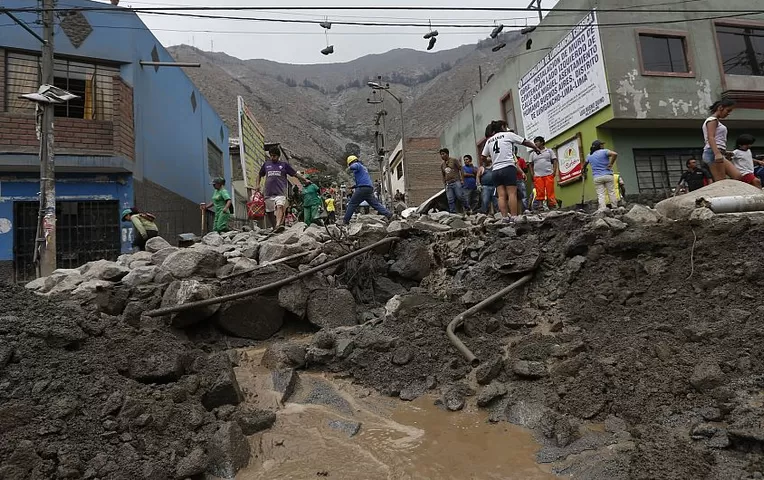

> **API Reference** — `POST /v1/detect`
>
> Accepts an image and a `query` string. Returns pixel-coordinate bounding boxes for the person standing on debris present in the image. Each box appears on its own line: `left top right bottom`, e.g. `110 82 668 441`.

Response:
256 146 309 233
201 177 233 233
702 99 742 182
675 158 712 195
529 136 559 210
585 140 620 212
477 157 499 214
515 154 530 213
462 155 480 211
122 208 159 251
343 155 393 224
324 194 336 224
480 120 540 222
732 134 761 188
440 148 471 214
301 176 322 226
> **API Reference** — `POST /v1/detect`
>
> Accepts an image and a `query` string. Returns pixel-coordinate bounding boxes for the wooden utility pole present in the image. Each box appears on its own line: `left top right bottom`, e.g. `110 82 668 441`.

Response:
39 0 57 276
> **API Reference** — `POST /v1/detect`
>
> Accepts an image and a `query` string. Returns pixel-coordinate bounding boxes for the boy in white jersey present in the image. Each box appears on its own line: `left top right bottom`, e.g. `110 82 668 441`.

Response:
732 134 761 188
480 120 540 221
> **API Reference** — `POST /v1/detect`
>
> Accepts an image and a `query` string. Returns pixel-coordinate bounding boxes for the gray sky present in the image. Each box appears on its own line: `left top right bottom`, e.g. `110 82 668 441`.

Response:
98 0 557 64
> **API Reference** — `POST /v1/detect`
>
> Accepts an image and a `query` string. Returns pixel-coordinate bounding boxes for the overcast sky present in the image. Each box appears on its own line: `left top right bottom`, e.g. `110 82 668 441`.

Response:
98 0 557 64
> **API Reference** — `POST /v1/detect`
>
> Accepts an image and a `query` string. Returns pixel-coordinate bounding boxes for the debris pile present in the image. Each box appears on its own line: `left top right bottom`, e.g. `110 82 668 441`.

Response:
6 196 764 479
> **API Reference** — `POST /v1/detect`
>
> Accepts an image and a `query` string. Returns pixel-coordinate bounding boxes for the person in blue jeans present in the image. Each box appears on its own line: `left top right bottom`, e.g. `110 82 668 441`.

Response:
477 158 499 214
343 155 393 224
440 148 471 214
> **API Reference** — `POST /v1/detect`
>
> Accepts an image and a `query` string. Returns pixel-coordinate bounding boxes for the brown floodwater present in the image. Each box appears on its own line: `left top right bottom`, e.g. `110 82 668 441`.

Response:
234 347 556 480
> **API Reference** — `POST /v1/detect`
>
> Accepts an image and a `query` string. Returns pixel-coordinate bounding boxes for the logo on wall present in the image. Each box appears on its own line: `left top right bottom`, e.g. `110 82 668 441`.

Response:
555 134 584 185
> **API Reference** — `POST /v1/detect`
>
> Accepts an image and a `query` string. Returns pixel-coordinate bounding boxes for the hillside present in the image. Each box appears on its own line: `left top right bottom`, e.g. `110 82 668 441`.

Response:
168 32 521 176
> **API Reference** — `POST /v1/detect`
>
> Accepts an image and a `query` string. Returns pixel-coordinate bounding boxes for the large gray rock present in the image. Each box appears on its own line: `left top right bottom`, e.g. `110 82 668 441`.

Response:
46 272 86 295
162 247 225 278
128 353 184 384
121 266 158 288
217 297 284 340
80 260 130 281
145 236 172 253
278 282 308 318
690 360 724 392
307 289 357 329
655 179 761 220
261 342 307 370
161 280 220 328
347 222 387 244
413 218 452 233
176 448 208 479
622 205 662 225
390 241 431 281
71 279 113 299
151 247 178 267
207 422 250 478
232 407 276 435
202 232 225 247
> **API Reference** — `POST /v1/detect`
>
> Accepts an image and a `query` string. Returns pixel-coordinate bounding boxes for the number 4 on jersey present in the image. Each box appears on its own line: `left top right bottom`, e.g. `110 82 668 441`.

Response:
492 140 500 155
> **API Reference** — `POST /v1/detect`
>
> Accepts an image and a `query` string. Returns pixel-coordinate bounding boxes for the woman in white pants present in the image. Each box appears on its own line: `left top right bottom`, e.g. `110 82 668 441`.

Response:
586 140 619 212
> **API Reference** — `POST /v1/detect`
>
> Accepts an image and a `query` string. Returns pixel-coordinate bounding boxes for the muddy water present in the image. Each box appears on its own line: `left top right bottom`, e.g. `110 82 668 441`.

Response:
235 348 555 480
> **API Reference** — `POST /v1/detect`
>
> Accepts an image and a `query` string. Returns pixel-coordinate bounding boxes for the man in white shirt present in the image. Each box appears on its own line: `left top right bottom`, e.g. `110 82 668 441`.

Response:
529 136 559 210
480 120 540 222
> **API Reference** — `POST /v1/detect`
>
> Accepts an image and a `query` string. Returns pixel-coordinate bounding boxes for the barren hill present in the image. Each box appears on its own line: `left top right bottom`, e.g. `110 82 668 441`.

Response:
168 33 521 175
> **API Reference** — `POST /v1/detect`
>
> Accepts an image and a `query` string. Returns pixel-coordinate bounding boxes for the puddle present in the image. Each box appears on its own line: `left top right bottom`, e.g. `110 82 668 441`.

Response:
234 347 556 480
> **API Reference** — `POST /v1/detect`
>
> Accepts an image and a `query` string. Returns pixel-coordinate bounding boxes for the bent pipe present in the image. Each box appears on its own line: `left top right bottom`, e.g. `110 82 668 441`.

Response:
146 236 398 317
446 273 534 367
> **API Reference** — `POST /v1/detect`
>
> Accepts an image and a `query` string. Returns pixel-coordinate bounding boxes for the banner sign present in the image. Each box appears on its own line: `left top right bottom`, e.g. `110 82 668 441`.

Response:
237 96 266 189
555 134 584 185
518 10 610 141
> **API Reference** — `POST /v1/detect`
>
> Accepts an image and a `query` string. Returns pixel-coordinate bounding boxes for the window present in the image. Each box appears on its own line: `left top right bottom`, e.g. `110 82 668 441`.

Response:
395 162 403 180
633 148 700 194
500 92 516 132
3 51 118 119
638 33 691 75
207 140 224 179
716 24 764 76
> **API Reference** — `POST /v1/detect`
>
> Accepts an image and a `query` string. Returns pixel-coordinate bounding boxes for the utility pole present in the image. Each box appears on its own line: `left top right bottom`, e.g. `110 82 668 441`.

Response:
39 0 57 276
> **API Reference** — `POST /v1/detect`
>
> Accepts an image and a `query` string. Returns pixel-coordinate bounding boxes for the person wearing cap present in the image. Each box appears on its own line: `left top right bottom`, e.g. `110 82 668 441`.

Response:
585 140 620 212
343 155 393 224
121 207 159 251
201 177 233 233
256 146 308 232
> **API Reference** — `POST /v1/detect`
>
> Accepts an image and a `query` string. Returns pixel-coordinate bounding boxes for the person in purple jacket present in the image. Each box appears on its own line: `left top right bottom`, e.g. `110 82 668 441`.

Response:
255 146 309 232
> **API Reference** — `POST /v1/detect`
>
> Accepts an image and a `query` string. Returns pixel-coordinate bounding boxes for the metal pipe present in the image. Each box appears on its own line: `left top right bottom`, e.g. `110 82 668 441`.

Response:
146 236 398 317
696 195 764 214
446 273 534 367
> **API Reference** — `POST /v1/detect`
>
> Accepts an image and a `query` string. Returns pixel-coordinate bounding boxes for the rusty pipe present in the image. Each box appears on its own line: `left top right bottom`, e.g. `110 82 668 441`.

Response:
146 236 398 317
446 273 534 367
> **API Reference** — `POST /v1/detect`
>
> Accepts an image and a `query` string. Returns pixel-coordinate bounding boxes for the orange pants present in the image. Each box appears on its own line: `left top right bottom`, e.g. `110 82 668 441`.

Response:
533 175 557 206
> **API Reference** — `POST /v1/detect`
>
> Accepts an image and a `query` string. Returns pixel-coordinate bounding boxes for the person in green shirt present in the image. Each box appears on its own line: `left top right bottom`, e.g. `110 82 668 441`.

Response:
301 177 322 227
201 177 233 233
121 207 159 251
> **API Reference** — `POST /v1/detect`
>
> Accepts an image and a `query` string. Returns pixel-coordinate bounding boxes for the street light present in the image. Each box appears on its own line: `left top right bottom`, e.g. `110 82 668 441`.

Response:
367 81 408 203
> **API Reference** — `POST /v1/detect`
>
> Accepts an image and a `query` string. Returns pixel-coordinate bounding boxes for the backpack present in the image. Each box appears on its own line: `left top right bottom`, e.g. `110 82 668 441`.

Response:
247 191 265 220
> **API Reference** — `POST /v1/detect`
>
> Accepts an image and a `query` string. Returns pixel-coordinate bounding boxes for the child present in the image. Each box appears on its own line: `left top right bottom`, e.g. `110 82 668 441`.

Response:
732 134 761 188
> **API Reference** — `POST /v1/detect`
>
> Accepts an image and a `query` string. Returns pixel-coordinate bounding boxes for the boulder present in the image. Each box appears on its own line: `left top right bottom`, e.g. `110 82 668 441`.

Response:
655 179 761 220
387 220 412 235
278 282 308 318
261 342 307 370
412 218 452 233
94 287 130 316
151 247 178 267
80 260 129 281
348 222 387 244
259 236 317 264
475 356 503 385
232 407 276 435
145 236 172 253
121 266 158 288
176 448 208 479
217 297 284 340
390 241 431 281
162 247 225 278
690 360 724 392
71 279 112 299
127 251 153 265
307 289 357 329
442 383 469 411
202 232 225 247
512 360 548 379
622 204 662 225
202 363 244 410
46 272 86 295
477 382 508 407
373 277 406 303
271 368 298 403
161 280 220 328
206 422 251 478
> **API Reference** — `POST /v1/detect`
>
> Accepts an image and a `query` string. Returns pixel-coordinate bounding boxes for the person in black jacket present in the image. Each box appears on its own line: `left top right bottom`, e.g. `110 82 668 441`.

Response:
675 158 712 195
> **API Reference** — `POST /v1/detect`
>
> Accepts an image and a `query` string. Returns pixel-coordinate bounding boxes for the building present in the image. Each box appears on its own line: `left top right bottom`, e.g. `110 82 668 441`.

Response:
441 0 764 207
0 0 230 282
384 137 443 205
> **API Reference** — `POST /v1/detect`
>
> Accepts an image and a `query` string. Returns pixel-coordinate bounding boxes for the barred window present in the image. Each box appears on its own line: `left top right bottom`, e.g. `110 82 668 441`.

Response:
4 50 119 120
633 149 700 194
207 140 224 180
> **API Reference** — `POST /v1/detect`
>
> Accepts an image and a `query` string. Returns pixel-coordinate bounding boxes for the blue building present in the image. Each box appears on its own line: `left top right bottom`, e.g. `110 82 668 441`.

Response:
0 0 230 282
